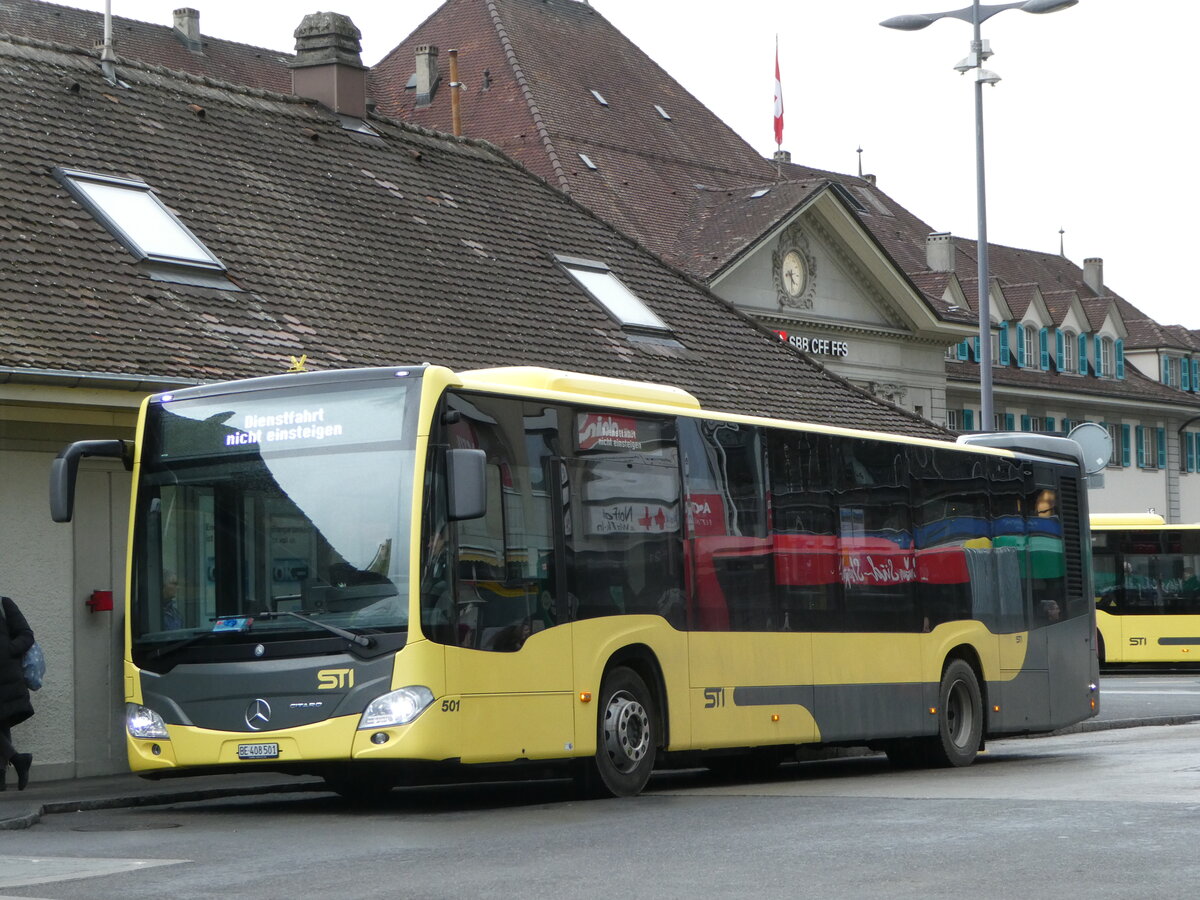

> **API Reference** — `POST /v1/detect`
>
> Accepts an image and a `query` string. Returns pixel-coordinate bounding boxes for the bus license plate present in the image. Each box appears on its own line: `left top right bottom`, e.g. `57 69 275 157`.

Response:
237 742 279 760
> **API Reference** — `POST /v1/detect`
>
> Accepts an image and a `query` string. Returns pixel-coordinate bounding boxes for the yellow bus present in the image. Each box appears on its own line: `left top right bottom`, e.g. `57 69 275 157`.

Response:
1091 513 1200 665
50 365 1099 797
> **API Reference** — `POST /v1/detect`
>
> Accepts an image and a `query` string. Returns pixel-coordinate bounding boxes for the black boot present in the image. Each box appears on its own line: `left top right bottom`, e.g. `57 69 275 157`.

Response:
12 754 31 791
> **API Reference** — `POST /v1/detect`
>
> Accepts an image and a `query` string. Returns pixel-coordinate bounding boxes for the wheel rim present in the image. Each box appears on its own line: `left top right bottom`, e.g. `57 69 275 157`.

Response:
945 678 975 749
602 689 651 773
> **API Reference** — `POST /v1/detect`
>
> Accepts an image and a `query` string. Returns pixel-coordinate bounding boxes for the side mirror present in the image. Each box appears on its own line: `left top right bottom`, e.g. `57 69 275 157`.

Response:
50 440 132 522
447 448 487 521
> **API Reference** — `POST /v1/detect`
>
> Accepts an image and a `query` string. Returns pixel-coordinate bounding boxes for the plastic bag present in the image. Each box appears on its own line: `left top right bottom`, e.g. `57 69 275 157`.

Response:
22 641 45 691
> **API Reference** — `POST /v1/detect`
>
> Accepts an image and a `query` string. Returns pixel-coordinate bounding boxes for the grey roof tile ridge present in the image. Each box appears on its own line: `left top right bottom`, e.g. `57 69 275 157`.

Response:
0 32 293 103
485 0 569 193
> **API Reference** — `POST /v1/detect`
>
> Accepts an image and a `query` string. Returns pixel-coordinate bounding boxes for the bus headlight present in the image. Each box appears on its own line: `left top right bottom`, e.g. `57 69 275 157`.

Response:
359 686 434 729
126 703 170 740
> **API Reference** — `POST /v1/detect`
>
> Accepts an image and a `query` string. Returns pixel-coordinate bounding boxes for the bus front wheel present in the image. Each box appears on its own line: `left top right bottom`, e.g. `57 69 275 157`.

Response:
929 659 983 767
583 666 657 798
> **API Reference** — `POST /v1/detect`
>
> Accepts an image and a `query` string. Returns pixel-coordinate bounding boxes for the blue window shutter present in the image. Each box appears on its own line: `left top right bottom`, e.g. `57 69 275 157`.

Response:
1017 328 1026 368
1045 417 1055 432
1158 427 1167 469
957 340 968 360
1039 327 1049 370
999 325 1010 365
1060 418 1070 433
1004 413 1015 431
1095 336 1103 375
1188 433 1196 473
973 336 980 363
1116 339 1125 380
1185 358 1192 391
962 409 974 431
1078 333 1088 374
1192 358 1198 392
1055 329 1065 369
1122 424 1131 467
1020 414 1031 430
1136 426 1146 467
1162 355 1171 385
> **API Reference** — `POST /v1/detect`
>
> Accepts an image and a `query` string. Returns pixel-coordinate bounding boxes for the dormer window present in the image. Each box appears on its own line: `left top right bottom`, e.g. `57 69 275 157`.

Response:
558 256 671 333
54 168 230 288
1061 330 1077 373
1022 325 1036 369
1100 338 1115 377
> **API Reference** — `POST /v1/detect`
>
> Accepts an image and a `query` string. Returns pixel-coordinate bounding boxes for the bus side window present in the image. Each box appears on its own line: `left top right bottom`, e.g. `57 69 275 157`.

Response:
768 430 840 632
424 392 561 651
681 418 770 631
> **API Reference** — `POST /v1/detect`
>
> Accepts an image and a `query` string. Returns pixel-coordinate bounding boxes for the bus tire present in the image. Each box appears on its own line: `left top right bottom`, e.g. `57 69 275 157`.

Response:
584 666 657 798
929 658 983 768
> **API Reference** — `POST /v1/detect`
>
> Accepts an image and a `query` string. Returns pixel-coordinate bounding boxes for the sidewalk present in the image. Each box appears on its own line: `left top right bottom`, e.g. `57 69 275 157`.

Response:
0 769 326 831
5 714 1199 830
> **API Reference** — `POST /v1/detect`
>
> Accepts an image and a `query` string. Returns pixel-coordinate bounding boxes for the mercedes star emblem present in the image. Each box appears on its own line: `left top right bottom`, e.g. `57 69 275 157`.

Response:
245 698 272 731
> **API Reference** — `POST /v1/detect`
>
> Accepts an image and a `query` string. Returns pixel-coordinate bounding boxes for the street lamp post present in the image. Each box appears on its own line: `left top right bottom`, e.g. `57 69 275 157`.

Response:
882 0 1077 432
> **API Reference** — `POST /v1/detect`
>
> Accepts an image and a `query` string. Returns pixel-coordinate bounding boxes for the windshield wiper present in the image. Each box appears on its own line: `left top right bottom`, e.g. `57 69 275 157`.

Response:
255 610 375 647
145 629 225 661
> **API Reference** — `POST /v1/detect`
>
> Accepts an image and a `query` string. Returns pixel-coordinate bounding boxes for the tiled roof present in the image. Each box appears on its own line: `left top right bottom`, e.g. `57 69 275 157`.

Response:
0 34 945 439
0 0 293 91
947 359 1197 407
370 0 778 270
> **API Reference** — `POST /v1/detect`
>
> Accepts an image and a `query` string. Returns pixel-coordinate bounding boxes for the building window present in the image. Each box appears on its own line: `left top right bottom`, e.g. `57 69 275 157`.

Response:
1106 424 1122 468
1100 338 1115 377
1028 417 1043 433
558 256 671 332
53 168 225 273
946 344 959 361
946 409 959 431
1022 325 1036 369
1062 330 1077 373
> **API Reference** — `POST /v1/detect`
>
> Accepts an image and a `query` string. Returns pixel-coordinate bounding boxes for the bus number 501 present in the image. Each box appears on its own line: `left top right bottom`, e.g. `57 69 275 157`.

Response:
703 687 726 709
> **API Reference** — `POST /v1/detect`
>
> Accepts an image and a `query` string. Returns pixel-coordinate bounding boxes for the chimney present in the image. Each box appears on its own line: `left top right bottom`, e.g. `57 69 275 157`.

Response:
1083 257 1104 294
173 8 201 52
415 45 440 107
926 232 955 273
290 12 367 119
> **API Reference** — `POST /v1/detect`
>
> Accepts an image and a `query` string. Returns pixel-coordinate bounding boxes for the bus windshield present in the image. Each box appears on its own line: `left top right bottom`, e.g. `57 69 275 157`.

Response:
130 376 418 668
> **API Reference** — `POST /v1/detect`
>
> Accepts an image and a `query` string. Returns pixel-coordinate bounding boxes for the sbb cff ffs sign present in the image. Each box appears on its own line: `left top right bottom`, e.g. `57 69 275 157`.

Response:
775 330 849 358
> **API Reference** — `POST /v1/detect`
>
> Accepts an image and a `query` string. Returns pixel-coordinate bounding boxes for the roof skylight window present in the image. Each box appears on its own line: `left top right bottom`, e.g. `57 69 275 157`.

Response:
54 168 226 277
750 188 770 199
655 104 672 120
830 182 869 213
558 256 670 332
578 153 598 170
590 89 608 106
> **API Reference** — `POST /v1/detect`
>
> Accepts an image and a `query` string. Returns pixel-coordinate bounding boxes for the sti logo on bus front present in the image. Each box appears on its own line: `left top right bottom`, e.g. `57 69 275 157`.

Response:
317 668 354 689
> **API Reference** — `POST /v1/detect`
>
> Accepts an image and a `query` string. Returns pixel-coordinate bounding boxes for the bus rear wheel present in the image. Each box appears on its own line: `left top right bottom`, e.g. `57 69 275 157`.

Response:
582 666 657 798
928 659 983 768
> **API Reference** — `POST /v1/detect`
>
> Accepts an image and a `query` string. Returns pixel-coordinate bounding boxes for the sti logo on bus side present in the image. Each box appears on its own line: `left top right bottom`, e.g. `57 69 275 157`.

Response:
317 668 354 689
1129 637 1147 646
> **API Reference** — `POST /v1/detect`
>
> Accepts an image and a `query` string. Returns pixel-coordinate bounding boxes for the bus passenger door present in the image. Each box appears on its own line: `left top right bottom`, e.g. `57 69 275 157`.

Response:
433 394 576 764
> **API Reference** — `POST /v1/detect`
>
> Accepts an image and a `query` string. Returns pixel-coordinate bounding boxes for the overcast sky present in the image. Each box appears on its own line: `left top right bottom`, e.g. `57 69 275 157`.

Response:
72 0 1198 328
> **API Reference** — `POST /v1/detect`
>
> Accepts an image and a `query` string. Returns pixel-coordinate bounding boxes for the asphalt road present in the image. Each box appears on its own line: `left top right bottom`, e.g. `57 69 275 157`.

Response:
3 720 1200 900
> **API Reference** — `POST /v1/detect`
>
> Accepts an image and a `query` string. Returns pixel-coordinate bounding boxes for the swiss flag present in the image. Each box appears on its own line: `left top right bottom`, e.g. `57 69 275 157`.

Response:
773 42 784 147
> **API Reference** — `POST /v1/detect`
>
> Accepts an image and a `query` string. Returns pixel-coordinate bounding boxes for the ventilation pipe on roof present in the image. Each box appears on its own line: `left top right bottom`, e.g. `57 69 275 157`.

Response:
290 12 367 118
415 45 440 107
448 49 463 136
99 0 117 83
1083 257 1104 295
927 232 956 273
173 8 202 52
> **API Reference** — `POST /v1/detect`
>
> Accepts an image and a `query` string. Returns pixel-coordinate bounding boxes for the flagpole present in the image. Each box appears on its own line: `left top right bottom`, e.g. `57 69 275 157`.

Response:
773 34 783 180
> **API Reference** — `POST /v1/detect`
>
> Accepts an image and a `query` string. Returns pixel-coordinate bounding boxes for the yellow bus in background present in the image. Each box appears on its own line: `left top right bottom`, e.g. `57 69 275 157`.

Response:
1092 513 1200 665
51 365 1099 798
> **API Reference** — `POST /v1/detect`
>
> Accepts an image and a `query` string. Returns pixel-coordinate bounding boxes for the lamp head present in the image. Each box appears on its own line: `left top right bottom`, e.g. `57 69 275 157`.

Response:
1020 0 1078 13
879 13 935 30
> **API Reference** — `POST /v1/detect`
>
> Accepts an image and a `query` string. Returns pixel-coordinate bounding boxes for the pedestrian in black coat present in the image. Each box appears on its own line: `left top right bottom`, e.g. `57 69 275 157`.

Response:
0 595 35 791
